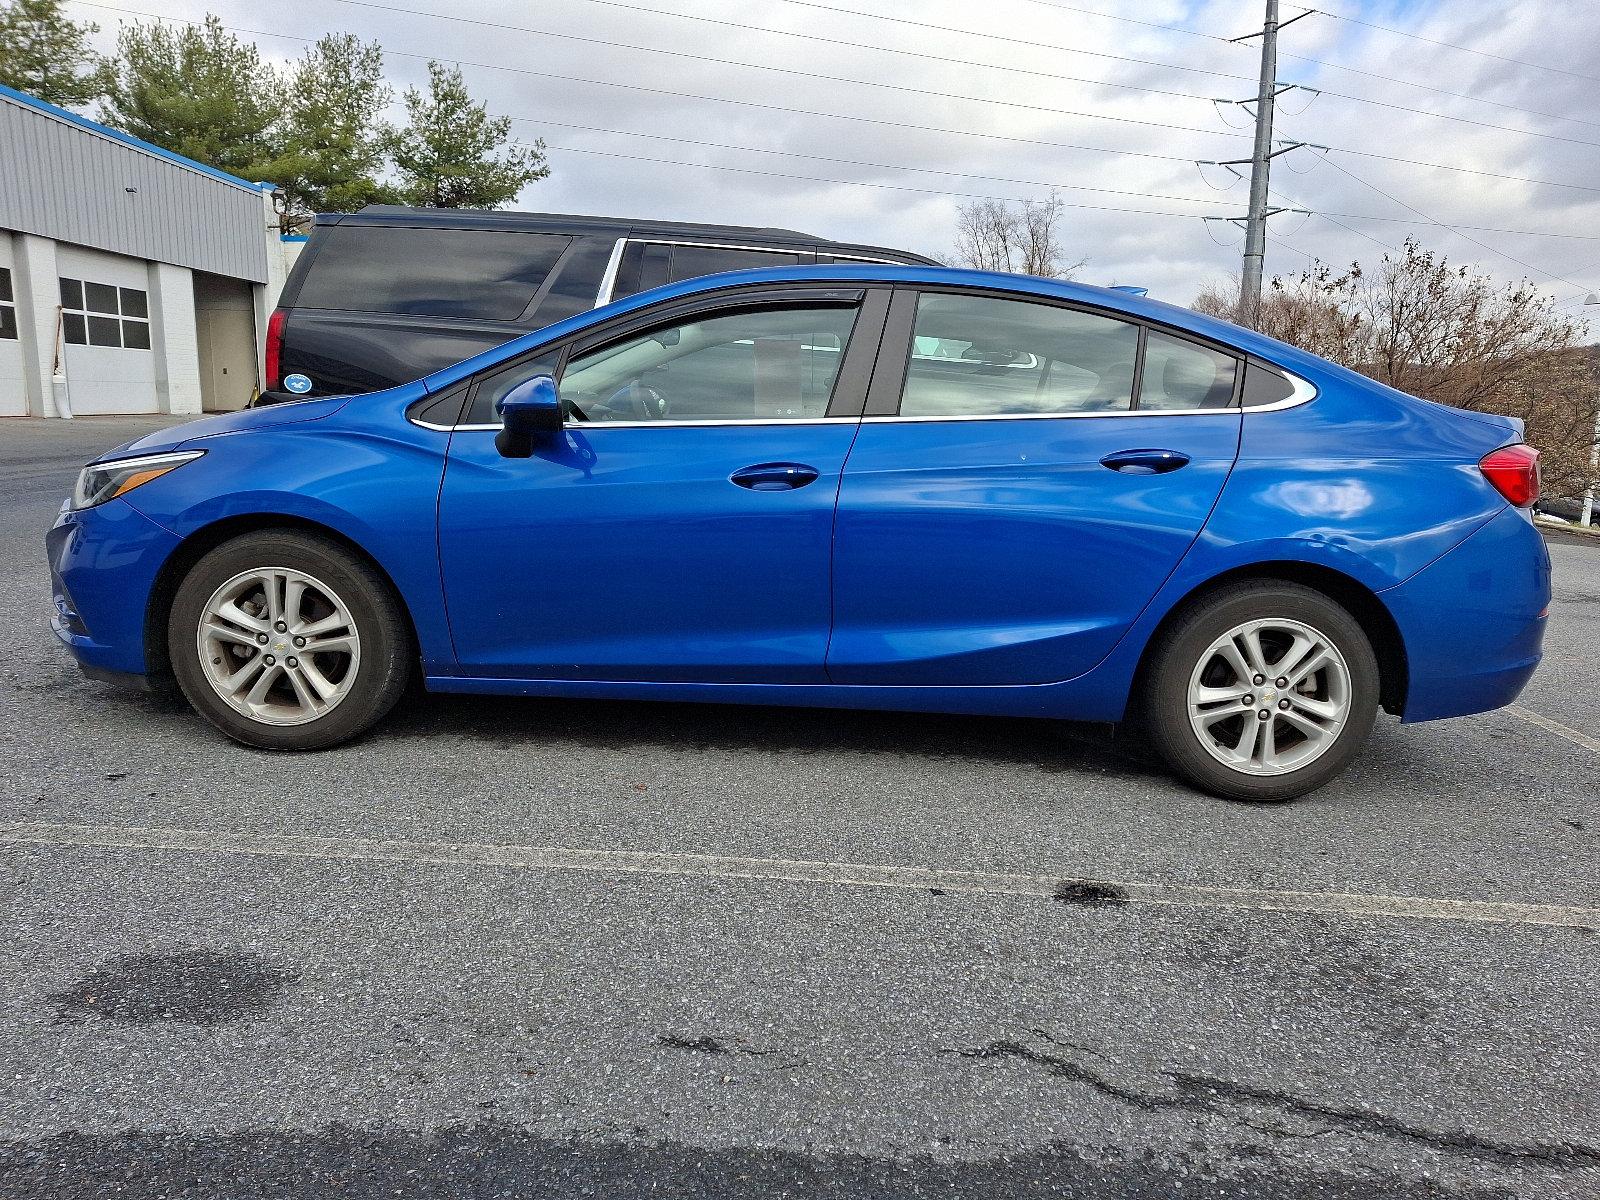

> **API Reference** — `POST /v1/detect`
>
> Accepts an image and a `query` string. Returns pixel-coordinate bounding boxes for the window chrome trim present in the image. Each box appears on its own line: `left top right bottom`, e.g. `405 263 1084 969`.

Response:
592 237 628 308
1242 369 1318 412
421 416 860 433
865 367 1317 423
415 372 1317 432
820 251 906 265
861 409 1239 424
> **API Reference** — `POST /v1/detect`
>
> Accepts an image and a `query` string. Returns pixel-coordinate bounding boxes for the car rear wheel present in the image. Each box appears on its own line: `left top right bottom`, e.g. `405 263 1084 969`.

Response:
168 531 411 750
1143 581 1379 802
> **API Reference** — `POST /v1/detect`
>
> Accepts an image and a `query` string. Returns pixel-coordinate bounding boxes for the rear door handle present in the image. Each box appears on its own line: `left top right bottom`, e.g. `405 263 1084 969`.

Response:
730 462 820 491
1100 448 1191 475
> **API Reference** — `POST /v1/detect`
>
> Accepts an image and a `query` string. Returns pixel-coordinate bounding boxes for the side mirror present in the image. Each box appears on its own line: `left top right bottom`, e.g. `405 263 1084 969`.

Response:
495 374 562 458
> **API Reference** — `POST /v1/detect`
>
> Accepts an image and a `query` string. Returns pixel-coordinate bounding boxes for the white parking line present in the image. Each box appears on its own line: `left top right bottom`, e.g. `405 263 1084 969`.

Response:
1507 704 1600 756
1 821 1594 930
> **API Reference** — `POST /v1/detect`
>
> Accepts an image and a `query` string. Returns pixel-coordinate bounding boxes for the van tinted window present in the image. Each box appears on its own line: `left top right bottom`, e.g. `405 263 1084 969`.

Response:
296 226 571 320
667 244 806 283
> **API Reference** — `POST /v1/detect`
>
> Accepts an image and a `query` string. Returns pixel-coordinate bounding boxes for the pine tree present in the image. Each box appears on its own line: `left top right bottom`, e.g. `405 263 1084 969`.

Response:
100 14 281 182
265 33 397 226
0 0 107 108
386 62 548 209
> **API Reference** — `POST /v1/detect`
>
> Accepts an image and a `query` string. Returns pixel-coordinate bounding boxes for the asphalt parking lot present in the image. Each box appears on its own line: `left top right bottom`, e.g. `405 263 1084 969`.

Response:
1 415 1596 1199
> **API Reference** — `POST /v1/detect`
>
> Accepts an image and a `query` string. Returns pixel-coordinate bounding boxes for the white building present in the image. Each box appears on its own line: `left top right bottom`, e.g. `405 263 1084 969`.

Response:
0 83 301 418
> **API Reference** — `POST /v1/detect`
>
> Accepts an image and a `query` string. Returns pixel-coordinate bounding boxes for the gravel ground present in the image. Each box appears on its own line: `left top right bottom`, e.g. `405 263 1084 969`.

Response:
1 415 1595 1199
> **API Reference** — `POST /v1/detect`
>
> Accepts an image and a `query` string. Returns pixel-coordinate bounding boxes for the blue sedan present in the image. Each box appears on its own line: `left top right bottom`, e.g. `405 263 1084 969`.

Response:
47 266 1549 801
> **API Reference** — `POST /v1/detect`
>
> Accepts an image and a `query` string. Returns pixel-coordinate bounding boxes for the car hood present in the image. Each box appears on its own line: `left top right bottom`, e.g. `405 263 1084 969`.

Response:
93 395 353 462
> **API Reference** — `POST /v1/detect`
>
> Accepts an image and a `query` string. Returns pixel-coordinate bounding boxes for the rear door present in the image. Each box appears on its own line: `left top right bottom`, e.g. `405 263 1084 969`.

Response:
828 289 1242 686
437 286 889 683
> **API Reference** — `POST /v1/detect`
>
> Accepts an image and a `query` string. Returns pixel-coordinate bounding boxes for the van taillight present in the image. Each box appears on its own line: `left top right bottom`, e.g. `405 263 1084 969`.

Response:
264 308 286 391
1479 443 1540 507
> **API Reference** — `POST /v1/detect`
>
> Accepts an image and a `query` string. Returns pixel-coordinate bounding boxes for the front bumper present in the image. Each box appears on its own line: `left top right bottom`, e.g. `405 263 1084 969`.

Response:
47 499 183 679
1384 506 1551 723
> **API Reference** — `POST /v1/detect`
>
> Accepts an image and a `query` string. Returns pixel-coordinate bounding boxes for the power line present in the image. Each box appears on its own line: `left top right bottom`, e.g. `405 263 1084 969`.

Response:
1317 154 1597 294
1015 0 1235 45
69 0 1600 198
534 120 1229 209
81 0 1260 147
535 142 1232 222
329 0 1224 110
1018 0 1600 133
535 117 1600 242
562 0 1600 145
1309 5 1600 85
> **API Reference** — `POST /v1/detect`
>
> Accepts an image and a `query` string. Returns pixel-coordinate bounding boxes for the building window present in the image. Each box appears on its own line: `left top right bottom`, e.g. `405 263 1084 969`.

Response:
60 277 150 350
0 268 17 341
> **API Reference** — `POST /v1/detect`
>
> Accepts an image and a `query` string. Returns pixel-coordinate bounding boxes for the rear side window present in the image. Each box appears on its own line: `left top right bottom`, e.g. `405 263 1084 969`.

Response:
295 226 571 320
1240 361 1297 408
610 241 672 300
899 293 1140 417
609 242 810 301
1138 330 1238 411
667 244 807 283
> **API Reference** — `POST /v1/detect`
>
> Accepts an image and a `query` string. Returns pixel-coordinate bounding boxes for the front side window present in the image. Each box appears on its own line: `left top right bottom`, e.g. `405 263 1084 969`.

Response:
59 277 149 350
557 304 857 423
899 293 1140 417
0 268 16 340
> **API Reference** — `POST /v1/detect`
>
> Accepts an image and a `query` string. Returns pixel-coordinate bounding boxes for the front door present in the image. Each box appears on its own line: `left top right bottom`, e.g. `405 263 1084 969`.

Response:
829 289 1243 686
438 290 885 682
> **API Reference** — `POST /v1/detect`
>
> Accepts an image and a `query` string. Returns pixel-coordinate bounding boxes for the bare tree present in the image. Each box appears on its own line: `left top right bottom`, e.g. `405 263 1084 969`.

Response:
1192 240 1596 501
952 193 1083 279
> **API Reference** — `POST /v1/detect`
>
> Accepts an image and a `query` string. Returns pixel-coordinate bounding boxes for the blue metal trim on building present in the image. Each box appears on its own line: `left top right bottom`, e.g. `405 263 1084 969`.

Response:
0 82 271 195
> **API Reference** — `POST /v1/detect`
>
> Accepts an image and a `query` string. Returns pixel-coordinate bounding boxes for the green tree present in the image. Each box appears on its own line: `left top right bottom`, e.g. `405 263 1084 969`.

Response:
265 33 397 227
100 14 281 182
386 61 548 208
0 0 107 108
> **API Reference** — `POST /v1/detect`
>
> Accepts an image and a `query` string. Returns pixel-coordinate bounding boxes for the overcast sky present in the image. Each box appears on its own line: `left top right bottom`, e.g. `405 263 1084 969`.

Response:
72 0 1600 322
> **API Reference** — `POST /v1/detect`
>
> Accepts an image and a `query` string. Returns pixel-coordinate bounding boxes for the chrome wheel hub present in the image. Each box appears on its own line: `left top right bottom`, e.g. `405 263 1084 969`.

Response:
196 567 361 726
1186 617 1352 777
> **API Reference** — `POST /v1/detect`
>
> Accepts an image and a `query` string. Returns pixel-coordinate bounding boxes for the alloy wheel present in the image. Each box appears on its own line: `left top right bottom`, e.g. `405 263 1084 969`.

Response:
195 567 361 727
1185 617 1352 777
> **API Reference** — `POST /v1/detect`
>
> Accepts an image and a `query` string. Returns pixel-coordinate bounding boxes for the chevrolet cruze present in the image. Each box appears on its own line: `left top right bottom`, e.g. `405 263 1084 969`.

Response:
47 266 1550 801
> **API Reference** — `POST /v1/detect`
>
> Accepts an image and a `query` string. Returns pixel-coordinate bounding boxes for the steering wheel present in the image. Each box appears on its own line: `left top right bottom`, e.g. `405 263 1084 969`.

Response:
593 381 670 421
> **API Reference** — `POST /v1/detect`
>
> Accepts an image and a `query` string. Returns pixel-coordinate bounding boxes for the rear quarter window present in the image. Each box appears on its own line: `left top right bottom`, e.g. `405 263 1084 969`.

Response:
295 226 572 320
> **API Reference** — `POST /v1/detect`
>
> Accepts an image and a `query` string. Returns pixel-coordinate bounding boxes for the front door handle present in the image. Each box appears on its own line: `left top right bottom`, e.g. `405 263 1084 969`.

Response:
730 462 820 491
1100 448 1191 475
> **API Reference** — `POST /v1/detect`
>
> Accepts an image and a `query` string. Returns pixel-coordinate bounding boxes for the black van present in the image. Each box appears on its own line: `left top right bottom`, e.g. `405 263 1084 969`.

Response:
263 206 937 402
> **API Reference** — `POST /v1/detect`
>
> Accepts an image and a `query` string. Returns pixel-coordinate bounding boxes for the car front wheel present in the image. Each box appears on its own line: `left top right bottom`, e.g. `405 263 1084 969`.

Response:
1143 581 1380 802
168 530 411 750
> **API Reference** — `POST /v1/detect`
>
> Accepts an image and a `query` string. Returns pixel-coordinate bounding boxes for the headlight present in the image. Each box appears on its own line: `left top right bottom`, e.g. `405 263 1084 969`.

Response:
70 450 204 510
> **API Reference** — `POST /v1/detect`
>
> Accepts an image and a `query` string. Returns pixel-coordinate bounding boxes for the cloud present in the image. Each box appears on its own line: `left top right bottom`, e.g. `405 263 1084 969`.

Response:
88 0 1600 316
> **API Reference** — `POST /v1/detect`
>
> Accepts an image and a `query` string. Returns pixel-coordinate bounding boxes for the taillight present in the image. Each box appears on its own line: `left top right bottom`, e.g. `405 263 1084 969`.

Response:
264 308 287 391
1479 443 1540 507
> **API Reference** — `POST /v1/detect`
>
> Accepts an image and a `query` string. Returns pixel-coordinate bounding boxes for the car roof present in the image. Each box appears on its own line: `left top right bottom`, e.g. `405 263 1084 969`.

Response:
323 205 936 264
421 263 1334 393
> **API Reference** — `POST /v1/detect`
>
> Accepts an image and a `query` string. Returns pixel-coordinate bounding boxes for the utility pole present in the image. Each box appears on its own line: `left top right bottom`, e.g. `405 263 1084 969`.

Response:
1239 0 1282 330
1199 4 1318 329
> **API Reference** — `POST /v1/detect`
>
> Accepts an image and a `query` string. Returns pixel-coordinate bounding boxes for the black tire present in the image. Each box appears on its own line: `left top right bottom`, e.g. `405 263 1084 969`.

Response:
1141 581 1380 802
167 530 412 750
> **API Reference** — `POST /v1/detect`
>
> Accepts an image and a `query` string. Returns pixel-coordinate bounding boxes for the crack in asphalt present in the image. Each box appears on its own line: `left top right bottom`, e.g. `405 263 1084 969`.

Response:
943 1038 1600 1169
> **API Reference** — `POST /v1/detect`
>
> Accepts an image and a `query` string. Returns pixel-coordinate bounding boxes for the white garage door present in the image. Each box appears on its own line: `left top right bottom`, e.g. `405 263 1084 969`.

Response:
0 263 26 417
